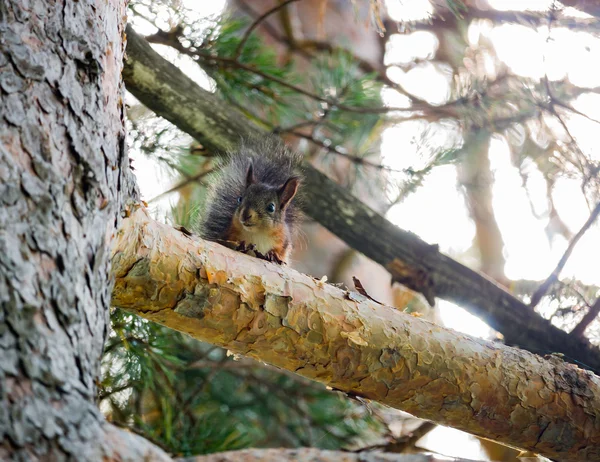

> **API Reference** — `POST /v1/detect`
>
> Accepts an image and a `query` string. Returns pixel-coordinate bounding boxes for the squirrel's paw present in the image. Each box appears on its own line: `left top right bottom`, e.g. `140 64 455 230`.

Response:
235 241 257 254
236 242 285 265
265 250 285 265
253 249 284 265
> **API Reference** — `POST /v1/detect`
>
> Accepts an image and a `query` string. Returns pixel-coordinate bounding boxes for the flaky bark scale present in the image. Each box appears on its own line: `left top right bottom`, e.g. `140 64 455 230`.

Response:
0 0 168 460
112 208 600 461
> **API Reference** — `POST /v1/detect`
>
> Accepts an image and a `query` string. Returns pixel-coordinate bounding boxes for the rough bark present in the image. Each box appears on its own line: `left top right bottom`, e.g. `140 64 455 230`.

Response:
122 26 600 372
0 0 169 460
180 448 478 462
111 207 600 462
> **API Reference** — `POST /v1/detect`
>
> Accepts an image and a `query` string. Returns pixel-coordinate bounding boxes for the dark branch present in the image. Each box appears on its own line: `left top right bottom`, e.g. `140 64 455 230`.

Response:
234 0 418 99
559 0 600 19
572 298 600 338
234 0 301 59
285 130 400 172
530 201 600 308
144 19 439 113
403 5 600 32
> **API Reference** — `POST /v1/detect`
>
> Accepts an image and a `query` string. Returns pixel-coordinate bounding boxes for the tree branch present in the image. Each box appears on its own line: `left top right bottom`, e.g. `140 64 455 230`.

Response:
179 448 478 462
233 0 425 104
148 168 213 204
559 0 600 19
102 423 172 461
111 206 600 462
142 25 451 117
234 0 301 60
572 298 600 338
122 25 600 372
404 4 600 32
530 201 600 308
284 130 401 172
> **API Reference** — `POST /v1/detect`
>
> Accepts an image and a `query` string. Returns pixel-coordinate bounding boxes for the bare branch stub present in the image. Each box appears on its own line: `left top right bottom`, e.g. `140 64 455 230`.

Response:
387 258 436 306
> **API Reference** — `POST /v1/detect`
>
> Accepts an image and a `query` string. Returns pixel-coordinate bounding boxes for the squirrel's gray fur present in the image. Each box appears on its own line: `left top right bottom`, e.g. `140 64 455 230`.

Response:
200 137 303 243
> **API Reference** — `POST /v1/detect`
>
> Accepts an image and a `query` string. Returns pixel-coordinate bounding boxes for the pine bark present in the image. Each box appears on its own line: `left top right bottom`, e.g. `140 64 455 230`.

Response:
0 0 168 460
122 26 600 373
112 207 600 462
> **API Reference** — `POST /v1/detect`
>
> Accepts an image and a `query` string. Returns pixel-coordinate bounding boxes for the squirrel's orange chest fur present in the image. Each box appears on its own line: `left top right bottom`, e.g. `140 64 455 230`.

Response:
227 218 290 262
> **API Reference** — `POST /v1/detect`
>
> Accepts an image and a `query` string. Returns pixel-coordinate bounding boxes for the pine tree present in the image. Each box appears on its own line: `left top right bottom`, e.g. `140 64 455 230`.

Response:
3 0 600 460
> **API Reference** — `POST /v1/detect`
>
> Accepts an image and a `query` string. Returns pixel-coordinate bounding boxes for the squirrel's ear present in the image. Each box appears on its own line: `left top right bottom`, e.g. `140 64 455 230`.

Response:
278 176 300 209
245 162 256 188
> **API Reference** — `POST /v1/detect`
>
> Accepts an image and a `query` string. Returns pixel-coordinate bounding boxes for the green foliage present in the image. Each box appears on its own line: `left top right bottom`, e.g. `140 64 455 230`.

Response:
203 16 304 122
100 310 384 456
192 13 384 155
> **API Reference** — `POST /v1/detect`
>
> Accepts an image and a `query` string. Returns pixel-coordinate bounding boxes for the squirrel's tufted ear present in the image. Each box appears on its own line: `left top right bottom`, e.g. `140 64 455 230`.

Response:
245 161 256 188
278 176 300 209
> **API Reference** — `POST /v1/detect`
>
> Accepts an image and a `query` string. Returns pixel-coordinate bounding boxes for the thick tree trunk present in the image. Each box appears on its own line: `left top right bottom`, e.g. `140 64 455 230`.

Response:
0 1 168 460
112 207 600 462
122 26 600 373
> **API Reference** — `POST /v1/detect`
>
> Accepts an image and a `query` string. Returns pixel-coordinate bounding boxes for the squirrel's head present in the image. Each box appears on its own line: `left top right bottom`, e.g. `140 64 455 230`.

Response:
234 162 300 231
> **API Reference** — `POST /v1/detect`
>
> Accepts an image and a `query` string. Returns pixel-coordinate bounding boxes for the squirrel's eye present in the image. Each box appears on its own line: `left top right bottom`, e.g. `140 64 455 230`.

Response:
237 196 242 204
266 203 275 213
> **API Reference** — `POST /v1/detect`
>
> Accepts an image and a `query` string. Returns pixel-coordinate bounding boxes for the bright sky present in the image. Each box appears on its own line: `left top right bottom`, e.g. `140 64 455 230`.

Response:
383 0 600 343
129 1 599 459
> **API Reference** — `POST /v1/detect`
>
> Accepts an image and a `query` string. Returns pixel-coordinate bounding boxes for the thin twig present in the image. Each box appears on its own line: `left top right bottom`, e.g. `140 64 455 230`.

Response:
234 0 428 104
98 383 133 401
354 421 436 453
273 120 328 133
234 0 301 59
286 130 401 172
145 29 434 116
194 51 413 114
542 76 589 165
552 98 600 126
148 169 213 204
571 298 600 338
530 201 600 308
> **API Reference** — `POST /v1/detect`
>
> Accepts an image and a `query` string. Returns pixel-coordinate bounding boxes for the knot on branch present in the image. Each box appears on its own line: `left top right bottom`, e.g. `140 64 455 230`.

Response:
387 259 436 306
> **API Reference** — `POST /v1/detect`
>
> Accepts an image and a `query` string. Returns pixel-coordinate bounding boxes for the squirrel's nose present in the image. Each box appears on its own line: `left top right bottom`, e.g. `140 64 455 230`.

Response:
241 209 255 223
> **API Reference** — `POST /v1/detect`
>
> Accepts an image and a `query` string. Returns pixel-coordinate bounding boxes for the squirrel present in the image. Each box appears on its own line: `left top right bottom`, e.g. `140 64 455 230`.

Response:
200 138 303 264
